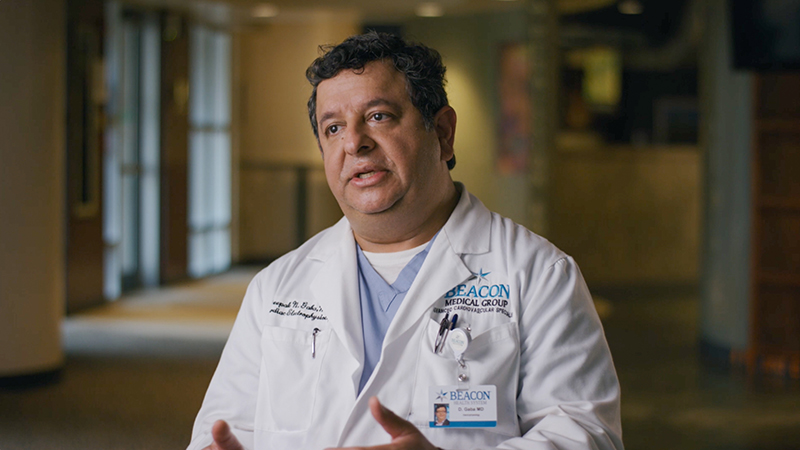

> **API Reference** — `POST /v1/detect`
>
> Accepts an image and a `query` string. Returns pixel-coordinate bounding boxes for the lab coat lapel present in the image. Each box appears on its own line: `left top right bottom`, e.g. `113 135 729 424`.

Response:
382 185 492 348
309 219 364 377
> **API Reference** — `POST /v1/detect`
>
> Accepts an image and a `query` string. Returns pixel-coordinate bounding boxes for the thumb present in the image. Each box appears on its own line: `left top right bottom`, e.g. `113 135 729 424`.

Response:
211 420 244 450
369 396 416 440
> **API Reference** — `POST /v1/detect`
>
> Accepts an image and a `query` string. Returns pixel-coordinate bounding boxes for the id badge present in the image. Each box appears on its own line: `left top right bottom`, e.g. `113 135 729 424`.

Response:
428 385 497 428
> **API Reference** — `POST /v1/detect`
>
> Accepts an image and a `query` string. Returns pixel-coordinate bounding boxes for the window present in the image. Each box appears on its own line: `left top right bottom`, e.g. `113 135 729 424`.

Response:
188 24 232 277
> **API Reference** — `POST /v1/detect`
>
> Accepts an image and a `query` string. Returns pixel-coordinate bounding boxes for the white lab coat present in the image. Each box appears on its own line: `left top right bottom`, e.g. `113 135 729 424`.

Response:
188 185 623 450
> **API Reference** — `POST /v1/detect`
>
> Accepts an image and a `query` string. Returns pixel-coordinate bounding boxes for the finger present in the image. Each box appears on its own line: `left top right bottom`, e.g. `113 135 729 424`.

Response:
211 420 244 450
325 444 395 450
368 396 415 440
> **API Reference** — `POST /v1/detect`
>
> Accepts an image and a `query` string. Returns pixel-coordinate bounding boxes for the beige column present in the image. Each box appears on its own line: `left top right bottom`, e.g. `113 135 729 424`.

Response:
0 0 66 377
699 0 752 352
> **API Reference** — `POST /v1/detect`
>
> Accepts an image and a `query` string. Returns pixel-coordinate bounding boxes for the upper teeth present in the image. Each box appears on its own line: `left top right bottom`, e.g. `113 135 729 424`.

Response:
358 171 375 179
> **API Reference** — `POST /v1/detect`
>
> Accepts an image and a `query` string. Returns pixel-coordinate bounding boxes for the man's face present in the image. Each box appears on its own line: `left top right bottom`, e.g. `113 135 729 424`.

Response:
436 406 447 422
315 60 449 219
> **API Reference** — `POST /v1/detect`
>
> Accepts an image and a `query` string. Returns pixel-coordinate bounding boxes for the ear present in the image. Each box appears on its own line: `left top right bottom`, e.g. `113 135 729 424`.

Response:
433 106 457 164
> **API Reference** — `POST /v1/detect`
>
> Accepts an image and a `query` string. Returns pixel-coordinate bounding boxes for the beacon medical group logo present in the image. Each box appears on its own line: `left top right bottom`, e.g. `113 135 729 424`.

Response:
438 389 493 402
435 268 514 318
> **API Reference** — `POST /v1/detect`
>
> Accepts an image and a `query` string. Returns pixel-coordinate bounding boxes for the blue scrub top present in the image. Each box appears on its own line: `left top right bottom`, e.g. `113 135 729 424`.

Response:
356 236 436 394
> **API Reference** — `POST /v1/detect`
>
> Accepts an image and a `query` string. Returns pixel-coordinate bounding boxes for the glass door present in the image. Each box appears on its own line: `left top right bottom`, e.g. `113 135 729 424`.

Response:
104 6 161 297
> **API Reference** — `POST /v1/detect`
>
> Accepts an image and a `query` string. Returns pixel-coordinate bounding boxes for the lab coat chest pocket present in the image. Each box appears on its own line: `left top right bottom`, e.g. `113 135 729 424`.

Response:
410 319 521 438
257 325 329 432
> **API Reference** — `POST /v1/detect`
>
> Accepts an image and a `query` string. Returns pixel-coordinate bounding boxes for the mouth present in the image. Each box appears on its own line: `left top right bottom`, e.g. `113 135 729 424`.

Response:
348 167 387 186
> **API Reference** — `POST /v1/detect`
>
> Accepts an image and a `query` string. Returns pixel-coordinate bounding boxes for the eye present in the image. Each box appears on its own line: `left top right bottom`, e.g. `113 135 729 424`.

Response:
326 124 340 136
371 113 387 121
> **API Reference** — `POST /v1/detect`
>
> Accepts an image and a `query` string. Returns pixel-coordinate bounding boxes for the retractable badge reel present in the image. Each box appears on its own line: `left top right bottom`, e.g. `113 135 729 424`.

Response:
449 325 471 389
434 314 472 388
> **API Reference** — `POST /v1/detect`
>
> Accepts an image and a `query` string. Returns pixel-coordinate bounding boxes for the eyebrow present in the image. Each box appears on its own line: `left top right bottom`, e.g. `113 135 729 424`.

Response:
317 98 402 127
364 98 401 111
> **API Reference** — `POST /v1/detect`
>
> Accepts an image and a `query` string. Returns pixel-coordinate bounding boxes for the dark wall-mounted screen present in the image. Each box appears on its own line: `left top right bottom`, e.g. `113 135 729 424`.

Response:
731 0 800 70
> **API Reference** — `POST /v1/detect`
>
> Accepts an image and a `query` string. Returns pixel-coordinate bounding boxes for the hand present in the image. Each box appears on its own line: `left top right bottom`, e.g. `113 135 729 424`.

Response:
326 396 440 450
201 420 245 450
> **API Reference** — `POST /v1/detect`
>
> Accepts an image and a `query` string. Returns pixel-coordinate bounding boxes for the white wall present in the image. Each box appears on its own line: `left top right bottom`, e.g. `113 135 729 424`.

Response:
236 14 357 260
551 146 701 286
0 0 66 375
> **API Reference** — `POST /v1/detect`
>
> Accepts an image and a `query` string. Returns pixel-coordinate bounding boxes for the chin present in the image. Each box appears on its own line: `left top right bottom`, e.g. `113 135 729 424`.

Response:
352 205 394 216
346 197 402 216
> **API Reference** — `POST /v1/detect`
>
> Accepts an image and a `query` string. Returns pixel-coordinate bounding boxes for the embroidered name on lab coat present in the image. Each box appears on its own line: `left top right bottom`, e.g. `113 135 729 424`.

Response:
269 300 328 321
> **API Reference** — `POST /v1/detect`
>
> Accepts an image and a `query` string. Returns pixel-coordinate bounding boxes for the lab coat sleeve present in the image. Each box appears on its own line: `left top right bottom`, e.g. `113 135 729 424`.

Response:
495 257 623 450
186 274 266 450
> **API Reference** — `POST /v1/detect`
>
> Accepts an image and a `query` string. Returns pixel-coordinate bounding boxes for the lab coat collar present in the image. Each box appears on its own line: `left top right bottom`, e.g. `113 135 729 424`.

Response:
308 217 365 393
443 182 492 255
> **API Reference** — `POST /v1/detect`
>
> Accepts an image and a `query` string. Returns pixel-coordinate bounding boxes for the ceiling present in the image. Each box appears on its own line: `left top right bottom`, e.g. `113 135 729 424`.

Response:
126 0 689 48
563 0 689 47
230 0 620 20
129 0 620 24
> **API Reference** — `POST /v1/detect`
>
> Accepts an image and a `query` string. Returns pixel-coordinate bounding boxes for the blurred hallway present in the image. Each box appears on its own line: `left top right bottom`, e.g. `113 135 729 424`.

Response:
3 1 800 449
2 269 799 449
0 266 258 450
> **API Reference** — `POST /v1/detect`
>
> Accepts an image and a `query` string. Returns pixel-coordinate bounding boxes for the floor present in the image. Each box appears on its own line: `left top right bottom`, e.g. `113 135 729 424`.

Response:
0 267 255 450
596 286 800 450
1 268 799 450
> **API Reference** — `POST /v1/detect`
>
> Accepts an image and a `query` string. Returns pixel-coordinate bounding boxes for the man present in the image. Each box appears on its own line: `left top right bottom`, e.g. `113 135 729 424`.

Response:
188 32 623 450
433 405 449 427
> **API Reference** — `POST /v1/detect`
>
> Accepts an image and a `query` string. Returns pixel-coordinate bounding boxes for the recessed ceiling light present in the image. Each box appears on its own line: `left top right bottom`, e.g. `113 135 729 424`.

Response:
416 2 444 17
252 3 279 18
618 0 643 15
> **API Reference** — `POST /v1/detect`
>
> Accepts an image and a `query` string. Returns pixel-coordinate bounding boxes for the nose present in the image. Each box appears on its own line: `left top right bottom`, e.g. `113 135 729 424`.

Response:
342 123 375 156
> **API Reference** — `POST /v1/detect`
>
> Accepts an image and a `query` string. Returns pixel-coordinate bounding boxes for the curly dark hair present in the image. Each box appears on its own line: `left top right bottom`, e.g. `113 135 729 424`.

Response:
306 31 455 170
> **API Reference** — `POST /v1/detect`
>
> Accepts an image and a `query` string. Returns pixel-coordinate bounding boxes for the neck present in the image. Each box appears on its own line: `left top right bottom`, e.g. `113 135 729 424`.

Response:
352 182 459 253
